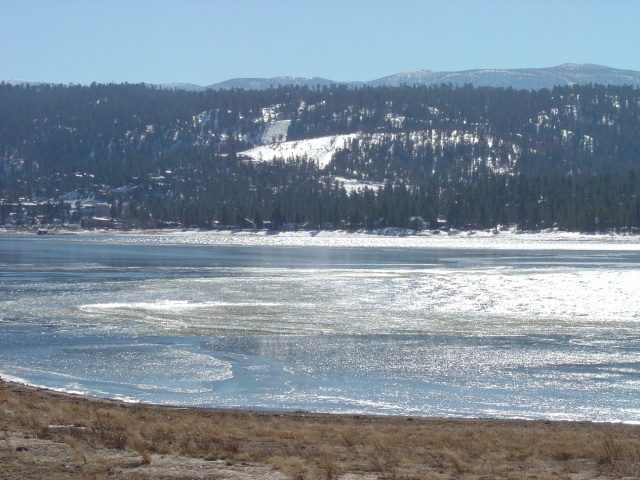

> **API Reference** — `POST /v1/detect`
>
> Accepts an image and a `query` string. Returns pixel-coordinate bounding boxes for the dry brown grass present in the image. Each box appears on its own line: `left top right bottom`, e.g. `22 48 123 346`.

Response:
1 378 639 479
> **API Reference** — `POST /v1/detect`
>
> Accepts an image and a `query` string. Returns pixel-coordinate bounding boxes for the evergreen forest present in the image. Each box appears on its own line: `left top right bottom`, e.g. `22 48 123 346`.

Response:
1 81 639 232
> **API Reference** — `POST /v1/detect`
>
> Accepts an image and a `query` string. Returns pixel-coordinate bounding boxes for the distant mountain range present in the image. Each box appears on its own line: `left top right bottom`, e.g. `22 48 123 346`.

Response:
5 64 640 92
198 64 640 91
365 64 640 90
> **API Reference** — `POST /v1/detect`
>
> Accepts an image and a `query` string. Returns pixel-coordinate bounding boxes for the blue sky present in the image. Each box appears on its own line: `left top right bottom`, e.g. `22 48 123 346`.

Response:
2 0 639 85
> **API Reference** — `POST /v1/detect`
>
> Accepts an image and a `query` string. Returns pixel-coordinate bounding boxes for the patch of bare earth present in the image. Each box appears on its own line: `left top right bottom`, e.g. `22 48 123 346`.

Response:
1 379 639 479
1 430 290 479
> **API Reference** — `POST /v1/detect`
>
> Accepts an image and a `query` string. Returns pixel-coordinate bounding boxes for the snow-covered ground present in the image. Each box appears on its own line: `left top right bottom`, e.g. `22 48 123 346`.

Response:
331 176 385 193
240 129 518 176
257 119 291 145
7 227 636 252
240 133 358 167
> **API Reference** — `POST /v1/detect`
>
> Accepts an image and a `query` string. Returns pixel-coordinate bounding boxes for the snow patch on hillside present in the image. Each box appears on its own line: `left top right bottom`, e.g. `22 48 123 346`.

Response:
241 134 358 167
331 176 385 193
257 119 291 145
193 111 211 128
240 129 520 174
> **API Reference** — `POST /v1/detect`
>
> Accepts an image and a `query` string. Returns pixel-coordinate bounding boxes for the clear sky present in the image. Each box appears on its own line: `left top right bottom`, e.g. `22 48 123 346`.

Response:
2 0 639 86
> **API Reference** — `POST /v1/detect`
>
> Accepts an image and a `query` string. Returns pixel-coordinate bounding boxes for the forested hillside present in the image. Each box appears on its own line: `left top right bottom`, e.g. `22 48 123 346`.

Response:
1 81 639 232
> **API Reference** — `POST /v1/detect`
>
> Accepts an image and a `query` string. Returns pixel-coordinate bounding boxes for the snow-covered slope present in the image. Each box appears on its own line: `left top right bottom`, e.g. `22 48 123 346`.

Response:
240 134 359 168
240 130 520 175
257 119 291 145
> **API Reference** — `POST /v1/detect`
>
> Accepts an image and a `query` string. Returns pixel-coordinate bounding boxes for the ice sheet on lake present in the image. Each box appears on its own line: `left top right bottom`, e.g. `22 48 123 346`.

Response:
1 233 639 421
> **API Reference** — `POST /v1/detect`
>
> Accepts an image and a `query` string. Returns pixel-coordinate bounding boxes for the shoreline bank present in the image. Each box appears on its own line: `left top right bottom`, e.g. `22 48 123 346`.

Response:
2 377 639 479
3 224 640 238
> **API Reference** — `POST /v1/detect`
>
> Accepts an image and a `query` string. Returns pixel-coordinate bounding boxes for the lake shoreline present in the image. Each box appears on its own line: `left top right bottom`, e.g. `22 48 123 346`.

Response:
2 376 639 479
3 224 640 240
3 374 632 425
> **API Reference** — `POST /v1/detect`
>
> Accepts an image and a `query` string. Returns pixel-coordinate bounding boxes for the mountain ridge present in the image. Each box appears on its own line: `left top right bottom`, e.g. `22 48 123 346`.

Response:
6 64 640 91
171 64 640 90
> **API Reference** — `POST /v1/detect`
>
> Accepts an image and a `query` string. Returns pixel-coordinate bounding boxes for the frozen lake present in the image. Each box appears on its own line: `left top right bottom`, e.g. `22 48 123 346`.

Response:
1 231 639 422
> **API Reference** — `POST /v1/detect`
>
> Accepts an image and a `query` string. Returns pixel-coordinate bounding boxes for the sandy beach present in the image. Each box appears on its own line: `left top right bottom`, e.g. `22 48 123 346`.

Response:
1 378 639 480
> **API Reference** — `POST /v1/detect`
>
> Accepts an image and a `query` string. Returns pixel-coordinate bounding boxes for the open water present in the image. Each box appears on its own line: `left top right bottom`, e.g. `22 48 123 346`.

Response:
1 232 639 422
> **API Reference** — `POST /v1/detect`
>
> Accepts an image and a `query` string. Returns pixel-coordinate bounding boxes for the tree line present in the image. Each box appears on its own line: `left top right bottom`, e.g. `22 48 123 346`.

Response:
1 81 639 232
